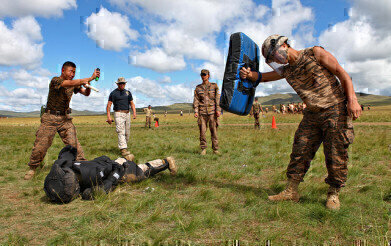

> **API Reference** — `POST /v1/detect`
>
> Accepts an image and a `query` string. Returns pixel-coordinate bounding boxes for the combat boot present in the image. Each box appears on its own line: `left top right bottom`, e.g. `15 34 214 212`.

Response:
24 167 36 180
326 186 341 210
213 150 221 155
125 154 135 162
120 148 131 157
200 149 206 155
268 179 300 202
166 156 177 176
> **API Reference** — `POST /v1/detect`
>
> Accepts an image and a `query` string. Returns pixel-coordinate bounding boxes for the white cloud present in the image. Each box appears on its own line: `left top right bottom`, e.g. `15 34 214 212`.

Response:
0 17 43 69
110 0 254 73
132 48 186 72
319 0 391 95
124 76 196 106
0 0 76 18
11 69 52 89
85 7 139 51
349 0 391 32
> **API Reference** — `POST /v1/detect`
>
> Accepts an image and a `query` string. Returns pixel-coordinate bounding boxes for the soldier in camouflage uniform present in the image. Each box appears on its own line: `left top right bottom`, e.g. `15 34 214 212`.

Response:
193 69 221 155
251 98 263 129
240 35 362 209
25 61 100 180
143 105 153 128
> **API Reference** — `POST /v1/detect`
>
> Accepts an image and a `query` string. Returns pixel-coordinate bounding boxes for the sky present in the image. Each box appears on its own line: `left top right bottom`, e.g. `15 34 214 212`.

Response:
0 0 390 112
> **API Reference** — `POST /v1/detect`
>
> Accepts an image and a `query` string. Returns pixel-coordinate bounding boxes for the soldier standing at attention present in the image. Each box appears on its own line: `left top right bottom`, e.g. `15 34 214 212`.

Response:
251 98 263 129
143 105 153 128
106 77 136 160
240 35 362 209
193 69 221 155
24 61 100 180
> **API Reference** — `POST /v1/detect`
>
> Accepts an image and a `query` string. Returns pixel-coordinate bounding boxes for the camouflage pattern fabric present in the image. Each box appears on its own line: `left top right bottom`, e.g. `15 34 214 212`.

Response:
281 47 346 112
253 113 260 129
46 77 81 112
145 116 151 128
252 101 262 114
286 102 354 188
28 113 86 168
114 111 131 149
198 114 218 150
193 82 221 115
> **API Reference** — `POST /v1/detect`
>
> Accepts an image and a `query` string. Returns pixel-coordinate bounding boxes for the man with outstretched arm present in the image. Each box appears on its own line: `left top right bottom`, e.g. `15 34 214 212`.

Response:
240 35 361 209
25 61 100 180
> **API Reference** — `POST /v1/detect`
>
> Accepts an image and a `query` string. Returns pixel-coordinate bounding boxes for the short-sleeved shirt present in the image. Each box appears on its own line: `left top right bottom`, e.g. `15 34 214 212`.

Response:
108 89 133 111
46 77 81 112
281 46 346 112
144 108 152 117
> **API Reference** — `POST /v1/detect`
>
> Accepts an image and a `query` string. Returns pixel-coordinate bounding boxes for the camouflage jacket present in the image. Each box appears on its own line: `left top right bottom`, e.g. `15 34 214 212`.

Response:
252 101 262 114
281 46 346 112
193 82 221 115
46 77 81 112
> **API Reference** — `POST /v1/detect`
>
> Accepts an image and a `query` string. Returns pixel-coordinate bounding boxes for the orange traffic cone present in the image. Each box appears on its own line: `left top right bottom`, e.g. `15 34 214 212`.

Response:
272 116 277 129
155 120 159 128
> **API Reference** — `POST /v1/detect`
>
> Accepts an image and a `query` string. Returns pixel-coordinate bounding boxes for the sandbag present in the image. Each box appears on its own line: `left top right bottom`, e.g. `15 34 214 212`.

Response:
220 32 260 115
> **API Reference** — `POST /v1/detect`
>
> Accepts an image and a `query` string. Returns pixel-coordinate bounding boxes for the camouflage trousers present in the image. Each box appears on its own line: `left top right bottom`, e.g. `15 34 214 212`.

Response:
114 111 131 150
253 113 260 129
145 116 151 128
198 114 219 150
28 113 86 168
287 102 355 188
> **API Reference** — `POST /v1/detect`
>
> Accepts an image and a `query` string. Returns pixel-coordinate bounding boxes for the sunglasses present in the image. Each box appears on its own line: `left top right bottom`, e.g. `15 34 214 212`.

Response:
200 73 208 76
117 82 126 85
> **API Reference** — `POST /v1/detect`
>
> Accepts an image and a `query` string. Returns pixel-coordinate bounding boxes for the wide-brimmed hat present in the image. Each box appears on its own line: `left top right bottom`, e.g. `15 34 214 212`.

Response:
116 77 127 84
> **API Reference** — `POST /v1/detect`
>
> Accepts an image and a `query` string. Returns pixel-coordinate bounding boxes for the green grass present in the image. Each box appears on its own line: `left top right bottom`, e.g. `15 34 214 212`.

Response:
0 107 390 245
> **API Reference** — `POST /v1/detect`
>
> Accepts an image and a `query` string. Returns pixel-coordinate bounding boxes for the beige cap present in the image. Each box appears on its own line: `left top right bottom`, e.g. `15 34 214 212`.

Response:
262 35 288 62
116 77 127 83
200 69 210 75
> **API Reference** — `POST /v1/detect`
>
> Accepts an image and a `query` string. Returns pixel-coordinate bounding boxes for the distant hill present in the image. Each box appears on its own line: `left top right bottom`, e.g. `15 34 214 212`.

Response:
0 109 104 118
1 93 390 118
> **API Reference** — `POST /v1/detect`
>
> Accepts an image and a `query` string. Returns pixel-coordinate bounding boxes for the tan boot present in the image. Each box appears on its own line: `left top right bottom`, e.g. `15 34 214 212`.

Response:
124 154 135 162
326 187 341 210
24 168 36 180
268 179 300 202
120 148 131 157
213 150 221 155
166 157 177 176
200 149 206 155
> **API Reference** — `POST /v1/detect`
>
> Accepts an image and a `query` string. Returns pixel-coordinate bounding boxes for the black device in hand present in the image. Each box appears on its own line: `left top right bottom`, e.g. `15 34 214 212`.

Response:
95 68 100 81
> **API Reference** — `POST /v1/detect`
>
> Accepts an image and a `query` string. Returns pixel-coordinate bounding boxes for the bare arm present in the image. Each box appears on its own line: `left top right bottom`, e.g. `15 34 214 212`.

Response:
313 47 362 120
62 77 94 87
240 68 283 82
130 101 136 119
106 101 113 124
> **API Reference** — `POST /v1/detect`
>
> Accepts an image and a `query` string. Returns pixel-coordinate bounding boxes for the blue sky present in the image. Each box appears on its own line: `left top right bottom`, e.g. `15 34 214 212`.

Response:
1 0 390 112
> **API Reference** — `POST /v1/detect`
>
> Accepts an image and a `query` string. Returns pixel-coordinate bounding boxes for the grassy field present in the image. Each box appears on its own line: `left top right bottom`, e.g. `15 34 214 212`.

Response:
0 106 390 245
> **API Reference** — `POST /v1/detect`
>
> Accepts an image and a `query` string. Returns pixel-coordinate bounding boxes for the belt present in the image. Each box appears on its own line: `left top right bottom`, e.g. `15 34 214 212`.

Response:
45 108 71 116
115 110 129 113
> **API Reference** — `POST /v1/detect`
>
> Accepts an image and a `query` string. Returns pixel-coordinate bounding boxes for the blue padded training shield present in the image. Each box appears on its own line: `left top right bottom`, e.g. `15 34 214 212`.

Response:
220 32 260 115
